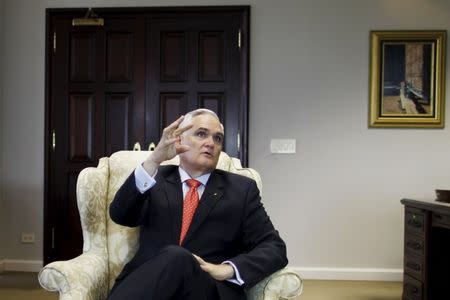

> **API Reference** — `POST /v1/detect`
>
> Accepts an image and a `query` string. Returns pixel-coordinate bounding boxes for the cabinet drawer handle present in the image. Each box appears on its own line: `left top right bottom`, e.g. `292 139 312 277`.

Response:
407 219 423 228
407 241 422 251
406 262 421 271
434 214 443 220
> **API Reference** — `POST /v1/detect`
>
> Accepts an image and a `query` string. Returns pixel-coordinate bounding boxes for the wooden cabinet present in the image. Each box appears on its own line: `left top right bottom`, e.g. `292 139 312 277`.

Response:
403 206 427 300
401 199 450 300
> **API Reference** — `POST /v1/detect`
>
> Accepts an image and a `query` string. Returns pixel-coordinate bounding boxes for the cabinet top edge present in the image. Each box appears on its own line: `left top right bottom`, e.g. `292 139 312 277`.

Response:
402 198 450 213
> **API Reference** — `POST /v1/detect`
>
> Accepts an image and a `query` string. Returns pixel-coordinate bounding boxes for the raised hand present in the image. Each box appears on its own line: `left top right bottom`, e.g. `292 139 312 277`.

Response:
143 116 192 175
192 254 235 281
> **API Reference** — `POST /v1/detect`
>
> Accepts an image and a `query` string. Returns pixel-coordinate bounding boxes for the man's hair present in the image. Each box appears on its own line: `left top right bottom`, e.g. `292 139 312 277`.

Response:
180 108 224 132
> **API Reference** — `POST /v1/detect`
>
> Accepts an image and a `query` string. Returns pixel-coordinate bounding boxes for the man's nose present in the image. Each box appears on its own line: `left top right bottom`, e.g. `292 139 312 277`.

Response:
204 135 215 147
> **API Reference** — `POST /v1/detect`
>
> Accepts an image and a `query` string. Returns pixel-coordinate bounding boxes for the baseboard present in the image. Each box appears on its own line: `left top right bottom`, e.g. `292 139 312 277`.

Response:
2 259 43 272
292 267 403 281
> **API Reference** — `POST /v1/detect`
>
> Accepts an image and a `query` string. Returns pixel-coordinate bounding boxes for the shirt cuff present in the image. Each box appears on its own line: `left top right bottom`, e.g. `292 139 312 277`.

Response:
222 261 244 286
134 164 157 193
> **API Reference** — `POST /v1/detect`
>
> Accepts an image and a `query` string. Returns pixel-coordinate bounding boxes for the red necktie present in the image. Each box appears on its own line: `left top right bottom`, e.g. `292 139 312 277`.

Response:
179 179 201 245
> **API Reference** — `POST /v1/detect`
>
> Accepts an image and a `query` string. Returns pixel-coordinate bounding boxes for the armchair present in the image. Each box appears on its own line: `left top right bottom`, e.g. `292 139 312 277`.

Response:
39 151 303 300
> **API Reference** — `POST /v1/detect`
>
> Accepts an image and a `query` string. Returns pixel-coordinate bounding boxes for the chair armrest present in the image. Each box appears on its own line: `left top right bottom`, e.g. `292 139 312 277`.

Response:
38 253 109 300
246 267 303 300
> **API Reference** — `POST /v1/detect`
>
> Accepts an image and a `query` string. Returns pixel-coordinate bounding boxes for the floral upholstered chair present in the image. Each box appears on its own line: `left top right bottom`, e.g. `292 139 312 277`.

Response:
39 151 303 300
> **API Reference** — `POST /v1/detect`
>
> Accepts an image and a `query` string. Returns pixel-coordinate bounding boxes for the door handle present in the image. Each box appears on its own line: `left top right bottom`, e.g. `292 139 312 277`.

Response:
133 142 141 151
148 142 156 151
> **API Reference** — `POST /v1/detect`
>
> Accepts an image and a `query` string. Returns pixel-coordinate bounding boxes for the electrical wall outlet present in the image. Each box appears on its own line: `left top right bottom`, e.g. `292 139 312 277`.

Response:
21 232 35 244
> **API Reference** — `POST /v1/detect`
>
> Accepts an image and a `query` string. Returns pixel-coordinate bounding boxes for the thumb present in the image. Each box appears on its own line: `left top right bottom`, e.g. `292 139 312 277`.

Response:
176 144 190 154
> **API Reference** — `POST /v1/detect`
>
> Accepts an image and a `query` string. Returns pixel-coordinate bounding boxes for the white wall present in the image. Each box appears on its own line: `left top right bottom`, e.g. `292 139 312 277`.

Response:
2 0 450 279
0 0 5 262
2 0 46 262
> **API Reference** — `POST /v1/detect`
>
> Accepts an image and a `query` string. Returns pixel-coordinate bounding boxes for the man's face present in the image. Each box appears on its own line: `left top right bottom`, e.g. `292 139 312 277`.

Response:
179 114 224 177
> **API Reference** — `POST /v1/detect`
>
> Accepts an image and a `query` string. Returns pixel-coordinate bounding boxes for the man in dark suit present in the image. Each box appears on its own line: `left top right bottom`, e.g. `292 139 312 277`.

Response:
108 109 287 300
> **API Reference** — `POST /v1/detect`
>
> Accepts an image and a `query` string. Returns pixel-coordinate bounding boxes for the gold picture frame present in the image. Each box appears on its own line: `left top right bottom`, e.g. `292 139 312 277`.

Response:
369 30 446 128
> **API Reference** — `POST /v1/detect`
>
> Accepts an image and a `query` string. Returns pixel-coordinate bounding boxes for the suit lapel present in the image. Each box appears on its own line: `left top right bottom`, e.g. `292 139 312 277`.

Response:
163 168 183 244
182 170 224 246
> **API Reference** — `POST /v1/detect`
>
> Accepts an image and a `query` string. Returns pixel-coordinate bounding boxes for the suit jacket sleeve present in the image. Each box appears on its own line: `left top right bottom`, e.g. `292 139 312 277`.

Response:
109 172 150 227
228 180 288 288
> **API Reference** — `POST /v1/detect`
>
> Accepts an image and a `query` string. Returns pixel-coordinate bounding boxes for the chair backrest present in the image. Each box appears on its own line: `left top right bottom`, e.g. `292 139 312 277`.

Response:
104 151 262 287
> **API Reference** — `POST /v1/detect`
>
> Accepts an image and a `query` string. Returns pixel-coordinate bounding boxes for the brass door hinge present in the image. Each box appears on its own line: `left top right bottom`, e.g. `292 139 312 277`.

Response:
53 32 56 53
51 227 55 249
51 130 56 151
237 130 241 152
238 29 241 50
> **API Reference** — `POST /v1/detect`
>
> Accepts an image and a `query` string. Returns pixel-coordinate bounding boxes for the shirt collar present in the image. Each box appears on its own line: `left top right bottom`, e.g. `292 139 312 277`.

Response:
178 167 211 186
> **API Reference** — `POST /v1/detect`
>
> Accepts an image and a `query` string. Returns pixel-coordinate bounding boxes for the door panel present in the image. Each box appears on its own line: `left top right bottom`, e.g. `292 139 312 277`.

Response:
106 33 133 82
70 32 96 82
198 31 224 81
106 93 131 154
68 94 94 161
49 19 105 261
46 15 146 262
160 93 188 129
160 32 187 81
45 7 249 263
199 93 224 116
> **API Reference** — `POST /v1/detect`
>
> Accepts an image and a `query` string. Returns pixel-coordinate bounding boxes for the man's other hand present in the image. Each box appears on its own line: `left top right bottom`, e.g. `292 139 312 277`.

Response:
192 254 235 281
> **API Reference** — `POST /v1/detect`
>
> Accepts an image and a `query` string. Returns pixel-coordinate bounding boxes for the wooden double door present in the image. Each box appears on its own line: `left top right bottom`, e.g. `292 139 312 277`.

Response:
45 7 249 263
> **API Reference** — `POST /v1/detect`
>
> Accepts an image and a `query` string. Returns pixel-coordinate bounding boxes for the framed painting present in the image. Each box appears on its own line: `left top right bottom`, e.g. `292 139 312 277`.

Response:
369 30 446 128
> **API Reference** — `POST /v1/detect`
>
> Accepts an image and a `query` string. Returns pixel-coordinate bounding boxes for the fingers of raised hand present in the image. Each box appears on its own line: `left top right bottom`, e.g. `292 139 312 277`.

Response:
173 123 193 136
168 115 185 129
163 116 185 135
163 137 178 146
162 121 192 142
